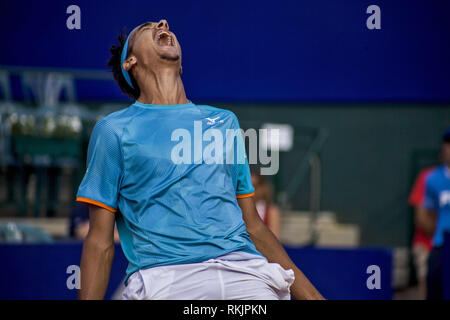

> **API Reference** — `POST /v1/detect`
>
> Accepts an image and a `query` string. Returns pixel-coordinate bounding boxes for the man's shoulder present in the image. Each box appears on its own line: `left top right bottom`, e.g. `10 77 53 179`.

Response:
196 104 236 117
195 105 239 125
426 166 446 186
417 166 437 183
89 106 136 143
100 105 135 123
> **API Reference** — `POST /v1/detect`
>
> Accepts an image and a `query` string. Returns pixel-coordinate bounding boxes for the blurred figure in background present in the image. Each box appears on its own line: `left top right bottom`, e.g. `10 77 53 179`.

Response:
69 202 90 239
422 127 450 300
251 170 281 239
408 167 434 299
69 202 120 241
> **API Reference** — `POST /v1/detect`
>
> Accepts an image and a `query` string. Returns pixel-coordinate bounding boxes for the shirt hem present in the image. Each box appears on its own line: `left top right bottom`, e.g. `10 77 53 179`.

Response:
124 247 262 285
76 197 117 213
236 192 255 199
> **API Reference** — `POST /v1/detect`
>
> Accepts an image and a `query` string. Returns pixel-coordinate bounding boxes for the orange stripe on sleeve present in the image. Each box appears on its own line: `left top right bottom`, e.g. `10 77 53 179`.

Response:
236 192 255 199
76 197 117 213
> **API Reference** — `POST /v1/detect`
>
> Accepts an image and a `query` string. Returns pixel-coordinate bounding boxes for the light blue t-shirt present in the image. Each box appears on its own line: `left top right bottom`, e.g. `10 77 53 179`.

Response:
424 165 450 247
76 101 262 282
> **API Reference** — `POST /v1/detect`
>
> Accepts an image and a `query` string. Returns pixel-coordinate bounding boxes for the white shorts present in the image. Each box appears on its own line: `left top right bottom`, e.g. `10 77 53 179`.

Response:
122 251 295 300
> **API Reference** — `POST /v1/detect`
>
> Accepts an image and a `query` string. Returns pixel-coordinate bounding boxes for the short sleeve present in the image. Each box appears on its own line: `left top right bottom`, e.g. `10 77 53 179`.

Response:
76 119 123 213
423 175 438 211
230 114 255 198
408 168 430 206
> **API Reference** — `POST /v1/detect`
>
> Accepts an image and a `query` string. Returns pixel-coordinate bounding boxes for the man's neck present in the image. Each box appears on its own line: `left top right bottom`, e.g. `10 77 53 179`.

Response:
136 67 188 105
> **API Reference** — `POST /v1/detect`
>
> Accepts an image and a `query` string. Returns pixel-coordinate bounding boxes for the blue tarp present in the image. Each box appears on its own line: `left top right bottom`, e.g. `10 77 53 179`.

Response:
1 0 450 102
0 243 392 299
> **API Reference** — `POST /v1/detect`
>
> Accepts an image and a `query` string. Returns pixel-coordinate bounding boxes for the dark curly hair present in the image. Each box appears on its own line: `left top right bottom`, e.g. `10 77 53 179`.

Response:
107 29 140 100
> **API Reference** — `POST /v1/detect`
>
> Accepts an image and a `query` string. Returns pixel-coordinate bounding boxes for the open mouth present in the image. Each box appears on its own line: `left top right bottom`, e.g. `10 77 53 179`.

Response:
155 30 174 47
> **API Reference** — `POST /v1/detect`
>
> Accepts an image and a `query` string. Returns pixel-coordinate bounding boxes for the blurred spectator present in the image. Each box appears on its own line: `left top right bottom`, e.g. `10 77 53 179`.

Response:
422 127 450 299
69 202 90 239
251 170 281 239
408 167 434 299
69 202 120 241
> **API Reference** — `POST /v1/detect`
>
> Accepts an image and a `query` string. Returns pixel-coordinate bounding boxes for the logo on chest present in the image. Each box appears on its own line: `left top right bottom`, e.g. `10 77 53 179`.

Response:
205 117 224 125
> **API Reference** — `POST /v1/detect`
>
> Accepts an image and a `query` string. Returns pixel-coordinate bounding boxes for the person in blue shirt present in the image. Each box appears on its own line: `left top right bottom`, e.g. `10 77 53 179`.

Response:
423 127 450 299
77 19 323 300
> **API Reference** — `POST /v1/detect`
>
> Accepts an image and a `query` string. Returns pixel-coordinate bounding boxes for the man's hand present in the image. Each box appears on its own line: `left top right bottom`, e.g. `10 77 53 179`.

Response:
238 196 324 300
415 206 437 238
78 205 116 300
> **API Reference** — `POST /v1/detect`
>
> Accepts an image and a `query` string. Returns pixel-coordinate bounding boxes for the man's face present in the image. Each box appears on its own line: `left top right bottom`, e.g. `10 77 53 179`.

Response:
128 19 181 71
441 141 450 166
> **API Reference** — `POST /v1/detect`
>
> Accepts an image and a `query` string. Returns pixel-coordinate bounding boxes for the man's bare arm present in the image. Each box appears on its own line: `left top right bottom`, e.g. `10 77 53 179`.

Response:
78 205 116 300
415 206 437 238
238 197 324 300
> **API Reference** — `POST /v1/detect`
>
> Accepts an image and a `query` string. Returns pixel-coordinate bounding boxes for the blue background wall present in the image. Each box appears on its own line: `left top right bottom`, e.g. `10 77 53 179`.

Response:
1 0 450 102
0 243 393 300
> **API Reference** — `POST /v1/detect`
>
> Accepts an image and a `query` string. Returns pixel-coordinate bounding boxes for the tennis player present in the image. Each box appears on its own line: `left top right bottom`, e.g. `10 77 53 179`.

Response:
423 128 450 299
76 19 323 300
